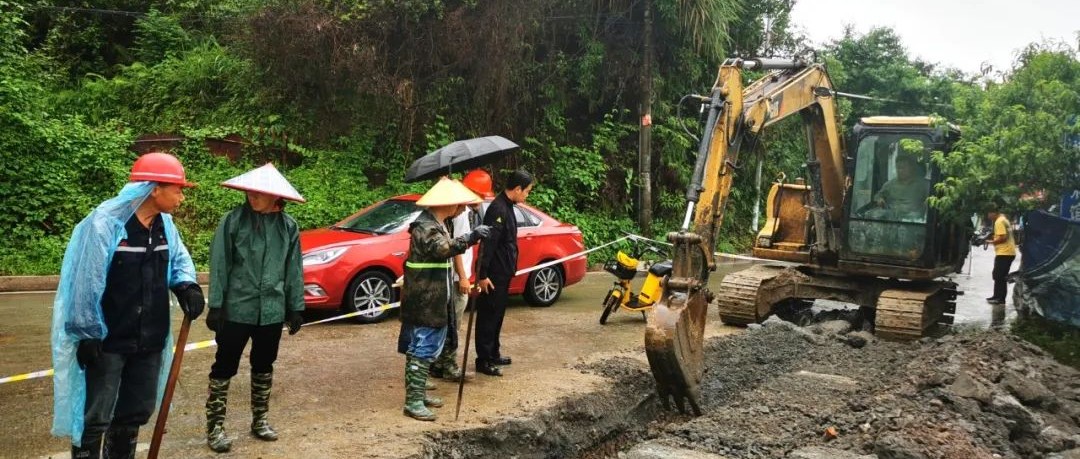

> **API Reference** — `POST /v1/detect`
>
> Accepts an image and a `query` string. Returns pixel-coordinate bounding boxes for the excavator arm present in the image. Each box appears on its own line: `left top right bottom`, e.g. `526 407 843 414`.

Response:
644 58 847 414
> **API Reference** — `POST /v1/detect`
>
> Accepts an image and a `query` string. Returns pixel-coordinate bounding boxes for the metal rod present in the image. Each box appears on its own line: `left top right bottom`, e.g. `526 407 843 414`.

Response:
751 155 764 232
681 202 695 230
685 88 723 204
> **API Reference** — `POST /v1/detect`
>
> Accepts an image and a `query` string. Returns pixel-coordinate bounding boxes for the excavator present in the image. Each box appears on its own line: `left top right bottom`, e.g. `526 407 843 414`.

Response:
643 57 971 415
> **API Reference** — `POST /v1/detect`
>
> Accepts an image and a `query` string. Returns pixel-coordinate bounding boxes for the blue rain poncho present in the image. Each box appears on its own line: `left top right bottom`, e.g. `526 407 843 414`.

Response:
50 182 197 445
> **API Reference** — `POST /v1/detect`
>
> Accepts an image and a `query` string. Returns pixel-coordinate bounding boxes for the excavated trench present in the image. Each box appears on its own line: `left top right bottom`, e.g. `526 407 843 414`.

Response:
417 313 1080 459
418 325 815 459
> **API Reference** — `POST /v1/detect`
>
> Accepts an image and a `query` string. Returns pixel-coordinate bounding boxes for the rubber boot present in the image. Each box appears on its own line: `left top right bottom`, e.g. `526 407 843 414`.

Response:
431 349 463 381
102 427 137 459
251 372 279 441
403 357 437 421
205 378 233 453
71 436 102 459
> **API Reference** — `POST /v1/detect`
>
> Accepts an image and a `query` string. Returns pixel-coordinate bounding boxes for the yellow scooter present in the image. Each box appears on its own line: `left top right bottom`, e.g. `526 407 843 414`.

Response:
599 238 671 324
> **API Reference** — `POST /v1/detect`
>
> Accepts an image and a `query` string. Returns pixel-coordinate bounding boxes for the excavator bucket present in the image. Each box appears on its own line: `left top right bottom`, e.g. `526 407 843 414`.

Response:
644 231 710 415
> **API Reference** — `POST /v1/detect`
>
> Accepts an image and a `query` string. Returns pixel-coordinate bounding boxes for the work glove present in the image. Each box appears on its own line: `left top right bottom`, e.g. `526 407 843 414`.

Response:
286 310 304 336
466 225 492 245
175 283 205 319
77 339 102 369
205 308 226 333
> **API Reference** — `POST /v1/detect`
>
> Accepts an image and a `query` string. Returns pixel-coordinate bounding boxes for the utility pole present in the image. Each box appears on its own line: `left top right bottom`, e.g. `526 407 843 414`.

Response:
639 0 653 236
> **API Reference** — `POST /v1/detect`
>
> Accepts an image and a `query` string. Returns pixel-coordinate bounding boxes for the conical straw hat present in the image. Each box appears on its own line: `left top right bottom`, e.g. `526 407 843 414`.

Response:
416 177 482 207
221 163 306 203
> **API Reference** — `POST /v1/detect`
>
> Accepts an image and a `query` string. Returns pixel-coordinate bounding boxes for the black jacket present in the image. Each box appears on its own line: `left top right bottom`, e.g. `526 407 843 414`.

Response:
477 192 518 282
100 214 190 354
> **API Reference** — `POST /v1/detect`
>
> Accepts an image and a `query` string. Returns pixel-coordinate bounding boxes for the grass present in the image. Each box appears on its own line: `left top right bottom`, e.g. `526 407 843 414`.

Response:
1012 315 1080 369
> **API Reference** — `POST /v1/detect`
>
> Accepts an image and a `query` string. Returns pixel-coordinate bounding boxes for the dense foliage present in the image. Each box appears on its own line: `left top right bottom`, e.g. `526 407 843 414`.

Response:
0 0 1076 275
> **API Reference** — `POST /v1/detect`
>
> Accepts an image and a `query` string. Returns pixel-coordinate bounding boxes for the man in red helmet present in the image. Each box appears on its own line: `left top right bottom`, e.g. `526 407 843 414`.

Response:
51 152 203 459
430 169 492 380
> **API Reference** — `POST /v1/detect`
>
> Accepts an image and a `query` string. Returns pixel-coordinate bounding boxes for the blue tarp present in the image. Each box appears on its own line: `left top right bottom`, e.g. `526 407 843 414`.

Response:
1016 210 1080 327
50 182 197 446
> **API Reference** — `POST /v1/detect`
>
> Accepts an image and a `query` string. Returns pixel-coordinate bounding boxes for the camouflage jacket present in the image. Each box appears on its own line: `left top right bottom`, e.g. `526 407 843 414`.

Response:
401 209 471 328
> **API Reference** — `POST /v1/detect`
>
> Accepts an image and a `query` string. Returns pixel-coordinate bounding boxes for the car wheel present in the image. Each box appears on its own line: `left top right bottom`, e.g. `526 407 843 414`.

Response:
343 271 396 323
524 264 563 307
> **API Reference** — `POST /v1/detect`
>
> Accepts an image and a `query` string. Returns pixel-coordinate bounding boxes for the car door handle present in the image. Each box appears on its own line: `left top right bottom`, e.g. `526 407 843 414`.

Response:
392 251 406 258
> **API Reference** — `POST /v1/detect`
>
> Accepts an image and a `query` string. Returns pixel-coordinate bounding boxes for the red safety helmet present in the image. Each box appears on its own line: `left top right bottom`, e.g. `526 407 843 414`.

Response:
129 152 196 187
462 169 494 198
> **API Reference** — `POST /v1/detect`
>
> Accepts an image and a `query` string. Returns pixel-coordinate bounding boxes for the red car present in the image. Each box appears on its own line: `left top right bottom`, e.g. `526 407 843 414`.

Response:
299 194 587 323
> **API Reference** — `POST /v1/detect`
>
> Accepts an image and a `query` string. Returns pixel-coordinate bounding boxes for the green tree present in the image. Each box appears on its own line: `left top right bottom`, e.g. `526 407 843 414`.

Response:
933 44 1080 217
823 26 961 126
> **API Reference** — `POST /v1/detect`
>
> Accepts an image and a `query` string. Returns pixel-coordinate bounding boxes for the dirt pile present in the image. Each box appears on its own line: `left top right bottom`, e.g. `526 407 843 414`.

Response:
422 321 1080 459
647 321 1080 459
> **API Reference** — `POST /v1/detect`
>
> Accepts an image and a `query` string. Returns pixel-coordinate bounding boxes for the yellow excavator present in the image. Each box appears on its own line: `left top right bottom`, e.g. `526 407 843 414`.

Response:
643 57 970 414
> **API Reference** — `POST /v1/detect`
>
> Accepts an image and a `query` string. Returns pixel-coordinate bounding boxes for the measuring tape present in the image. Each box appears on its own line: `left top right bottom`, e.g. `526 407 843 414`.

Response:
0 301 403 386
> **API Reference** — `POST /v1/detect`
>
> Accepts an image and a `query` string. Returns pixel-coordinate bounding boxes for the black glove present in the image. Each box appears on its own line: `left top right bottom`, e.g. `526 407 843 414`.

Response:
206 308 225 333
466 225 492 245
76 339 102 369
176 283 205 319
286 310 303 335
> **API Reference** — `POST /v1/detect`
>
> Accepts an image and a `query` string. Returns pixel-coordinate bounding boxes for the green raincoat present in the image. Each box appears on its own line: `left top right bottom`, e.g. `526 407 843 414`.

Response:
209 202 304 325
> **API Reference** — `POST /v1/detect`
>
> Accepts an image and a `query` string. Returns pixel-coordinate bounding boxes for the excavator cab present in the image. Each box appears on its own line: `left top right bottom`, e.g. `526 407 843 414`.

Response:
840 117 966 279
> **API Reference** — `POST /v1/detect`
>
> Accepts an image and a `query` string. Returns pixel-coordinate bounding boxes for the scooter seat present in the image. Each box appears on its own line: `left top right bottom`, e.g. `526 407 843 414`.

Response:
648 260 673 277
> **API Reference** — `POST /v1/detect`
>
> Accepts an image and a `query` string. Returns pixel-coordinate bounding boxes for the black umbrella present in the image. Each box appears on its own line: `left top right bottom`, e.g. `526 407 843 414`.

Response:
404 135 519 183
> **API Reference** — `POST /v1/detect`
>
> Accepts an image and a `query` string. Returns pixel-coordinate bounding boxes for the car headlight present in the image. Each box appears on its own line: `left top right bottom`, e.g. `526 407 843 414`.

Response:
302 247 348 266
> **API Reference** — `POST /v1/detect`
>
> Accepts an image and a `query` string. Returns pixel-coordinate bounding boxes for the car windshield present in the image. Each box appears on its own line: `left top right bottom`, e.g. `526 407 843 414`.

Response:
336 200 421 235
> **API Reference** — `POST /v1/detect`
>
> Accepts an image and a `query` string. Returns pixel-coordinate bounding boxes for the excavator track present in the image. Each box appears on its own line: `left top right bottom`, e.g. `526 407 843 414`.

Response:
716 265 783 325
874 283 957 340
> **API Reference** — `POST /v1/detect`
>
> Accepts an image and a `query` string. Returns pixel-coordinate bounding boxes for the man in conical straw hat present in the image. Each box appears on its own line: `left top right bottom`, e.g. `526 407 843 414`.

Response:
203 163 305 452
400 177 491 421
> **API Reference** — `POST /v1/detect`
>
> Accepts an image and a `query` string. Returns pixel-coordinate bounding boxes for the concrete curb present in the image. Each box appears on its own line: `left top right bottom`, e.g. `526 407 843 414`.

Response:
0 273 211 293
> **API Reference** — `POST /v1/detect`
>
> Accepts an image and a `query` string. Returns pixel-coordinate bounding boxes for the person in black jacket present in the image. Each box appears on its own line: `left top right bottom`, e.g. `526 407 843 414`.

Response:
474 169 534 376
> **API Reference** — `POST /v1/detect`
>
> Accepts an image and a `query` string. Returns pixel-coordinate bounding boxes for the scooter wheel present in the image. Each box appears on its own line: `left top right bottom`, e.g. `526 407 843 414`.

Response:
600 291 620 325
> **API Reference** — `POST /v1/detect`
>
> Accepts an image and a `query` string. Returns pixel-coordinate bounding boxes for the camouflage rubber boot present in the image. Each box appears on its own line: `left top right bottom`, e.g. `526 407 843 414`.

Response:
251 372 279 441
431 349 463 380
205 378 233 453
403 357 437 421
102 426 137 459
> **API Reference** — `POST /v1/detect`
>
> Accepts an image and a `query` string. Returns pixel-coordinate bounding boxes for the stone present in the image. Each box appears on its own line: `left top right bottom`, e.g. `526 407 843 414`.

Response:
763 315 798 330
624 442 731 459
793 370 859 387
1040 426 1078 453
991 394 1043 436
947 372 993 405
873 433 929 459
810 320 852 336
788 446 877 459
1001 371 1056 408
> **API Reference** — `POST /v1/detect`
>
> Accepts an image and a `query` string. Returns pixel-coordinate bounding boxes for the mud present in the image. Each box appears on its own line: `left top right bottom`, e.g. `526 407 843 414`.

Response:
422 322 1080 459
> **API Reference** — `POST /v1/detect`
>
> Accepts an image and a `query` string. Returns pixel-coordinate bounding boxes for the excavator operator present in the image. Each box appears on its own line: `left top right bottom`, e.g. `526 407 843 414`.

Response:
872 153 930 220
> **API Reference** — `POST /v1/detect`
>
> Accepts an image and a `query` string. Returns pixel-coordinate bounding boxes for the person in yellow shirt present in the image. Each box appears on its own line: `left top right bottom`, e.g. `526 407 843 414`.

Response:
984 203 1017 308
